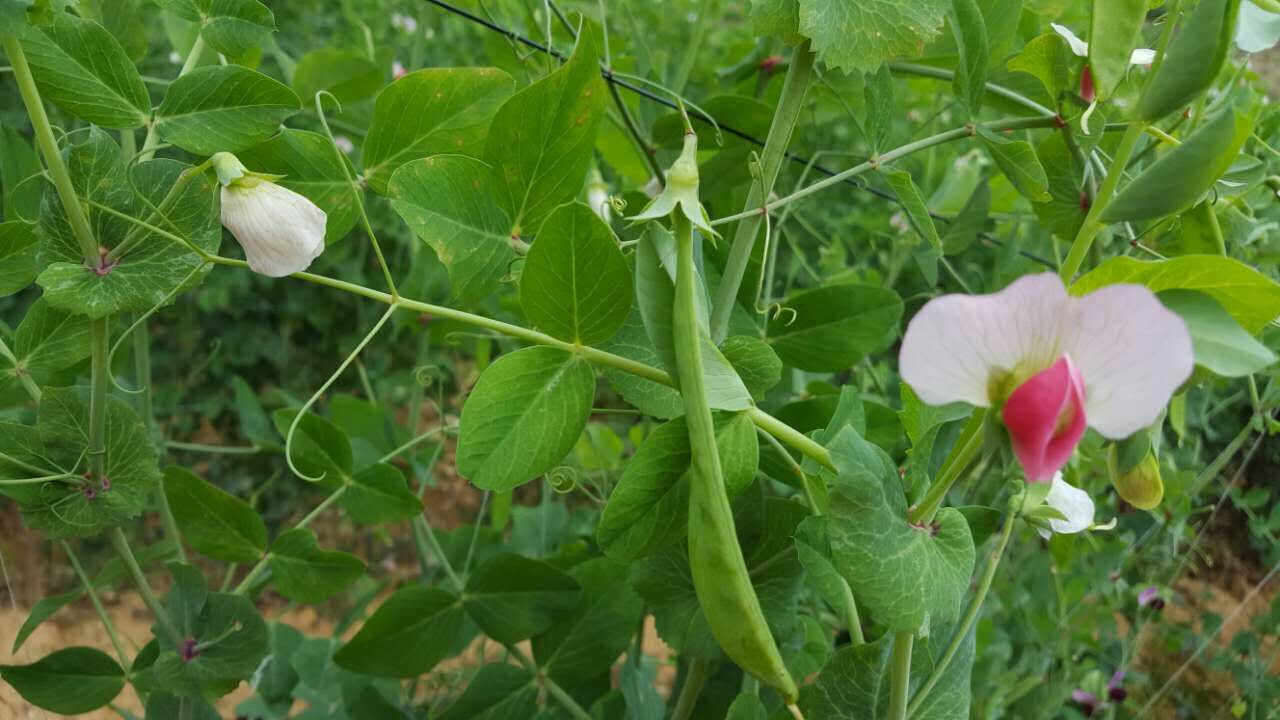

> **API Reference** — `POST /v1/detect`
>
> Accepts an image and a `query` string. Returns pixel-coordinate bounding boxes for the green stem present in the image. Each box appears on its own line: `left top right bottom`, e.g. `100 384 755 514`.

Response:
412 513 464 590
671 657 711 720
905 511 1015 717
63 541 129 667
108 527 181 644
887 631 915 720
2 38 98 266
710 116 1059 227
908 410 987 525
889 62 1054 115
87 320 109 478
1059 121 1147 281
234 485 348 595
139 35 206 158
378 426 448 464
505 642 593 720
710 40 815 343
166 440 260 455
78 203 839 471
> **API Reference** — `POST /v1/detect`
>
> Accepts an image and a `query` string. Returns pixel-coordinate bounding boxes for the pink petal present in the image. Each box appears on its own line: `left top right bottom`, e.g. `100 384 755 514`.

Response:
1001 356 1087 482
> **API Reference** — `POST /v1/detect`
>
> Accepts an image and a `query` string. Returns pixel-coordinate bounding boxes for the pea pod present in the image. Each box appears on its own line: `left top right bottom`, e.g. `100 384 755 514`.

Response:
1101 100 1254 222
668 212 799 702
1139 0 1242 121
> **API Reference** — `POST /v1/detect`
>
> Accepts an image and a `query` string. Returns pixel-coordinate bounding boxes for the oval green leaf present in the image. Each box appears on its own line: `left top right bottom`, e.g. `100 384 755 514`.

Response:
156 65 301 155
767 284 903 372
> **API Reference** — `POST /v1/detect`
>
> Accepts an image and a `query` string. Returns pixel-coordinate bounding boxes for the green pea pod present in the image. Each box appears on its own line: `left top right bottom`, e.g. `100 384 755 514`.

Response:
668 215 799 703
1139 0 1242 121
1101 101 1254 223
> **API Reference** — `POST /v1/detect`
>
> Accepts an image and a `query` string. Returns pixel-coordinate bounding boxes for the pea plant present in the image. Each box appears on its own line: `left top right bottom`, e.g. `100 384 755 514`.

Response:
0 0 1278 718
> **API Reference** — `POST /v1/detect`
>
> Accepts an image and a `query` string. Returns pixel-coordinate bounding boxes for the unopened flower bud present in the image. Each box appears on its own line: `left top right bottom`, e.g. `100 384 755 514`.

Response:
1108 448 1164 510
213 152 327 278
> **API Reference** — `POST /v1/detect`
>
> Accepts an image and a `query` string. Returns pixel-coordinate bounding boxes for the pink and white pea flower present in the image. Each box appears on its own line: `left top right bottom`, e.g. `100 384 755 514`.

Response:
899 273 1193 483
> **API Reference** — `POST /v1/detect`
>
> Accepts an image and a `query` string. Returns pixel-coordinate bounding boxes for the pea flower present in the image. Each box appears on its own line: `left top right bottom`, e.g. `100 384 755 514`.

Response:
212 152 327 278
899 273 1193 482
1038 472 1096 538
1050 24 1156 65
1137 585 1165 610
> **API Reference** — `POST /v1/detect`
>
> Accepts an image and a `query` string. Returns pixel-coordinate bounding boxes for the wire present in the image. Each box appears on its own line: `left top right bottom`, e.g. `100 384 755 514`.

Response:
419 0 1055 269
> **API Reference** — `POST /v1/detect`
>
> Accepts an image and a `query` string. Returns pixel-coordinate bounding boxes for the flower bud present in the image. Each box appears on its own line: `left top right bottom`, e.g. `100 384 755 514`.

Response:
212 152 327 278
1108 448 1164 510
629 131 717 237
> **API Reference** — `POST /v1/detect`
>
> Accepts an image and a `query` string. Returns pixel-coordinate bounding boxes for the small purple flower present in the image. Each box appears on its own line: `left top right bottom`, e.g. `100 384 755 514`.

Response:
1071 689 1099 717
1107 670 1127 702
1138 586 1165 610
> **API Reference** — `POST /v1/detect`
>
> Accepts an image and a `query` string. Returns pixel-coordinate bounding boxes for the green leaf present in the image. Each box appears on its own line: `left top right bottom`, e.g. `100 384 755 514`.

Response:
0 647 124 713
272 408 353 483
598 412 758 562
0 126 43 222
156 65 301 155
0 0 32 38
236 128 360 243
335 586 463 678
231 376 277 450
1102 102 1255 223
200 0 274 58
163 466 266 563
435 664 538 720
530 557 644 683
482 31 606 235
900 383 971 446
0 298 90 395
767 284 903 372
389 154 514 303
36 127 130 269
750 0 802 43
0 221 37 296
292 48 383 106
520 202 632 345
1006 33 1070 101
727 692 769 720
976 126 1050 202
364 67 515 194
462 552 582 644
1088 0 1147 100
11 590 81 653
1070 255 1280 334
882 166 943 266
152 566 268 698
268 528 365 603
40 156 220 319
826 427 975 632
794 516 858 634
19 13 149 127
720 335 782 401
941 181 990 255
1158 290 1277 377
797 0 948 74
1032 133 1087 241
145 694 221 720
337 463 424 524
16 387 159 539
863 63 896 153
456 346 596 492
949 0 988 117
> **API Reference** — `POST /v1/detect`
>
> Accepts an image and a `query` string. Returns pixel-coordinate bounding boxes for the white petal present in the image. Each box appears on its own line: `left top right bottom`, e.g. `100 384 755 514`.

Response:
900 273 1072 407
1051 23 1090 57
221 182 327 278
1064 284 1193 439
1129 48 1156 64
1236 0 1280 52
1042 473 1095 536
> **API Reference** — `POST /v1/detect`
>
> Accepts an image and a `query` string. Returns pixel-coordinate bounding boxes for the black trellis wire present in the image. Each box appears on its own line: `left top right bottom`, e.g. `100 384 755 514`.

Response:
420 0 1056 270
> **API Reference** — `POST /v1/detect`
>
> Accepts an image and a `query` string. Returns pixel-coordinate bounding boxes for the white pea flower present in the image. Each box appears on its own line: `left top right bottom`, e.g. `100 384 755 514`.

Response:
1236 0 1280 52
1038 473 1096 539
392 61 408 79
391 12 418 33
212 152 327 278
334 135 355 154
587 170 611 222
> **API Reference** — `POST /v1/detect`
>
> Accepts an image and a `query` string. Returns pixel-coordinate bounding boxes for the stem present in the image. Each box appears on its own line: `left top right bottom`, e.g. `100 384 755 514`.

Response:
133 318 186 563
1059 121 1146 281
0 336 42 402
906 511 1015 717
887 631 915 720
166 441 260 455
140 36 206 158
87 320 109 479
2 38 98 266
710 116 1058 227
505 642 594 720
908 410 986 525
108 527 181 644
889 62 1054 116
710 40 815 343
671 657 710 720
62 541 129 667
